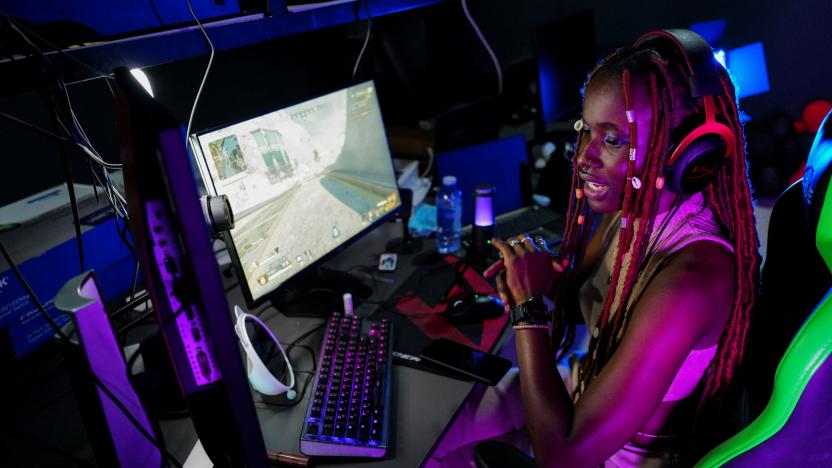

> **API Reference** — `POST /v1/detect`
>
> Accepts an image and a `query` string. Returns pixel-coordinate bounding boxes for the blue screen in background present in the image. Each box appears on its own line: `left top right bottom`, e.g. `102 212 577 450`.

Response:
727 42 771 99
436 135 528 227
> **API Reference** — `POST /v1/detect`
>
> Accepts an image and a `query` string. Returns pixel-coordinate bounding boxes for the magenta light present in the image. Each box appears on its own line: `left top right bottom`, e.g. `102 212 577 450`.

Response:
474 185 495 227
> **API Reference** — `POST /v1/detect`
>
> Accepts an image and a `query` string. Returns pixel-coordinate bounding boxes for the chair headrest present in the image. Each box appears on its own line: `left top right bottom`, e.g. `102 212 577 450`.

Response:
803 109 832 272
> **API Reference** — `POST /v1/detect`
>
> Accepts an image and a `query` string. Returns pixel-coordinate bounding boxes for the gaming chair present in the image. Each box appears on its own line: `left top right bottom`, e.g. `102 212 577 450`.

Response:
695 110 832 466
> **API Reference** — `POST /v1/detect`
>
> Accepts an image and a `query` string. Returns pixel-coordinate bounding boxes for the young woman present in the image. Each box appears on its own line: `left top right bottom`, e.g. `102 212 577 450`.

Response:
438 30 759 467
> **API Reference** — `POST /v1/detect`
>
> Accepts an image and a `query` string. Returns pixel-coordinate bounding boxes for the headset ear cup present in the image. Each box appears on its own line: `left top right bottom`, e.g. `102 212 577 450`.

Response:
665 134 727 195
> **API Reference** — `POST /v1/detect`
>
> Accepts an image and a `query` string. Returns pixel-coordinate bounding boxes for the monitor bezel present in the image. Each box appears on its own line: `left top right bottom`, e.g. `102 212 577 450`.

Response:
190 80 401 308
531 9 597 136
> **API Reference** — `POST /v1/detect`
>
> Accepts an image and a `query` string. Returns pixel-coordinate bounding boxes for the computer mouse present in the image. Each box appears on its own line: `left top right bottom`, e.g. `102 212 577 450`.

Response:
445 294 505 324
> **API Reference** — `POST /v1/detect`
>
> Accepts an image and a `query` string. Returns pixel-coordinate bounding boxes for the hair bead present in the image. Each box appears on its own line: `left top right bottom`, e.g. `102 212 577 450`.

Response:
655 176 666 190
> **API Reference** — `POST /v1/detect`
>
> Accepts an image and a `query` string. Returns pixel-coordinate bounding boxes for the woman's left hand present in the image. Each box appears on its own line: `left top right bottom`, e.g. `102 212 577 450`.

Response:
484 234 564 311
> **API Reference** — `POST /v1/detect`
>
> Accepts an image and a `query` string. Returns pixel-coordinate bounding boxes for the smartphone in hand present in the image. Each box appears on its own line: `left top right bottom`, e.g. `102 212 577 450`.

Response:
419 338 512 386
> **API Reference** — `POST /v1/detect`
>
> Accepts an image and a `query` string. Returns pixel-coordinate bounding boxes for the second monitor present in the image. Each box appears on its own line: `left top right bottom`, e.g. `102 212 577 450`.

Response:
191 81 401 310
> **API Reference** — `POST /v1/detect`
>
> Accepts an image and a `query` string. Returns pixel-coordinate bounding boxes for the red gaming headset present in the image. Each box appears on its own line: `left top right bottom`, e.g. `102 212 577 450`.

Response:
634 29 737 195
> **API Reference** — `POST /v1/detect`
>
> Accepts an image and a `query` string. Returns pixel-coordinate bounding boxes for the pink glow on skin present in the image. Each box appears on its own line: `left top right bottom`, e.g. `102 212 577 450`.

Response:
576 77 677 215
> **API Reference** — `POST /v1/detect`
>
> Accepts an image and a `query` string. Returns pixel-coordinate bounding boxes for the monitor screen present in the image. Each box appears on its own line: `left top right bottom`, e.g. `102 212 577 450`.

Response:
725 42 771 99
534 10 597 131
192 81 400 304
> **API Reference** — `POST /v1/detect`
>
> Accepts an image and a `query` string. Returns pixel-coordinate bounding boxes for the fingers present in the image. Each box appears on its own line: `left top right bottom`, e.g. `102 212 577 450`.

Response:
515 234 539 253
495 273 511 313
491 238 515 261
483 259 506 278
501 234 539 256
533 235 551 253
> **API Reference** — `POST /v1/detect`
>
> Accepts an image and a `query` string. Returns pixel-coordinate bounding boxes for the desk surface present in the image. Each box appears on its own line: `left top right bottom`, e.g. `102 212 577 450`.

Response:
226 221 510 467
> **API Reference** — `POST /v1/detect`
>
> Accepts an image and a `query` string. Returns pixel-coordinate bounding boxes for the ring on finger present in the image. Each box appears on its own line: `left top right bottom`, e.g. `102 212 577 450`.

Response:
509 239 521 247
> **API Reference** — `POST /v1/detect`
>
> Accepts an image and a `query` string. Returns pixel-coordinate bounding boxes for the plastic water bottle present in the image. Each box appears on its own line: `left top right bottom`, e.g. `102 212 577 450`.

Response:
436 175 462 254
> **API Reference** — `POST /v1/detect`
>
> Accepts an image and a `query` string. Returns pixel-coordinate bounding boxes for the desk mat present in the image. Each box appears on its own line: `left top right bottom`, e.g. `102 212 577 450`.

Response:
369 255 509 372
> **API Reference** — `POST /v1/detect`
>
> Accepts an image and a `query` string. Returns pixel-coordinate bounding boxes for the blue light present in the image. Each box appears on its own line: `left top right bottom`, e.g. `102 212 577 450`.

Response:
690 19 728 44
714 49 727 69
726 42 771 99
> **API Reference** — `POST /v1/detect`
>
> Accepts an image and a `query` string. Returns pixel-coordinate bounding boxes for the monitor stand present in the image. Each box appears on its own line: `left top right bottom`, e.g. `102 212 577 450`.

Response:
271 267 373 317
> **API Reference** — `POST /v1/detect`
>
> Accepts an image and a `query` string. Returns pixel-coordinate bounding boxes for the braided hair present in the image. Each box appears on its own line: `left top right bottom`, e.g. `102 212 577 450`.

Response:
549 42 760 453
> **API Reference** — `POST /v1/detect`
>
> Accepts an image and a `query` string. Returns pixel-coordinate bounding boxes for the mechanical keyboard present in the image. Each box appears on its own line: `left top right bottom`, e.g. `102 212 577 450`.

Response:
495 205 564 240
300 312 393 458
462 205 564 243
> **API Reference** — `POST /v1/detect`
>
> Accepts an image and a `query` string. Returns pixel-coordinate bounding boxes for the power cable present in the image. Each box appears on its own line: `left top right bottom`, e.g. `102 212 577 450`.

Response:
352 0 373 83
460 0 503 95
184 0 215 155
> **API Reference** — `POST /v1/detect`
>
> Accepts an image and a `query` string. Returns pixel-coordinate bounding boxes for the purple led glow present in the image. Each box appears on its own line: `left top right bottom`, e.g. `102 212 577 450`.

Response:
147 200 221 389
474 185 495 227
74 275 162 468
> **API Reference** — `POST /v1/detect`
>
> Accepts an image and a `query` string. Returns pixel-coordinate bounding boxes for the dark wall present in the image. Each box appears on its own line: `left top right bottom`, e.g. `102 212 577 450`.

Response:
1 0 830 206
446 0 831 118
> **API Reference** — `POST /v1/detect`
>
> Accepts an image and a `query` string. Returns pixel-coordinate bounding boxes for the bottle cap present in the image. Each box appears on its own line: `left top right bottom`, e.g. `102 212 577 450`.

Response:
343 293 354 316
442 175 457 186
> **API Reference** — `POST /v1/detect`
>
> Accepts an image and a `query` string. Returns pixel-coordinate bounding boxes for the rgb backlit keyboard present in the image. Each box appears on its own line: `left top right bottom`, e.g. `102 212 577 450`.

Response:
299 313 393 458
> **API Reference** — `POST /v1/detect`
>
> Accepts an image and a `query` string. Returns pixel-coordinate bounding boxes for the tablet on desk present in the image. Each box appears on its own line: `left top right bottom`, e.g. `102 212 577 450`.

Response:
420 338 512 386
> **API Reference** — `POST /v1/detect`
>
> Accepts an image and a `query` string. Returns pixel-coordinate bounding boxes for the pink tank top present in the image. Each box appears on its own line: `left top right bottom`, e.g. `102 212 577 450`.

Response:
578 193 734 402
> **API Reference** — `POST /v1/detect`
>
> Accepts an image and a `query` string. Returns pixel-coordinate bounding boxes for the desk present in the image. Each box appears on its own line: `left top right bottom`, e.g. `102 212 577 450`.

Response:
227 220 513 467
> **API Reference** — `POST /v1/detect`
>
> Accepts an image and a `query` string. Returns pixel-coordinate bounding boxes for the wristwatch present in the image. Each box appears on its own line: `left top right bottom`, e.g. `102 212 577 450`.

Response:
510 296 552 327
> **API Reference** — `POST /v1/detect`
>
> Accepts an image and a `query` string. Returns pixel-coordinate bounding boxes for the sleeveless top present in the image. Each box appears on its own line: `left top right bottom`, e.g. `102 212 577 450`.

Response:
576 193 734 466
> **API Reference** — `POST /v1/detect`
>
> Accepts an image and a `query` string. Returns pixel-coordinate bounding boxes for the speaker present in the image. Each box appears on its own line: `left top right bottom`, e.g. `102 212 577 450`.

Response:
634 29 737 195
472 185 495 261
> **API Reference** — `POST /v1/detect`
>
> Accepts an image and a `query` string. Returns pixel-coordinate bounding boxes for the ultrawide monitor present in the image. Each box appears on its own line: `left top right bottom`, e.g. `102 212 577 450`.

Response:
192 81 400 306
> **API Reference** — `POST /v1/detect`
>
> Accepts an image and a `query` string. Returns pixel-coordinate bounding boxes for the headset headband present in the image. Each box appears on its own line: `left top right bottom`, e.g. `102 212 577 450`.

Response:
634 29 722 97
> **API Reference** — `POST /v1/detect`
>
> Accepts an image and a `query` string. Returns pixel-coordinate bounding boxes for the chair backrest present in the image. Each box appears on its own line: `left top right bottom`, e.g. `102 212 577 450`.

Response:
744 179 832 415
696 110 832 467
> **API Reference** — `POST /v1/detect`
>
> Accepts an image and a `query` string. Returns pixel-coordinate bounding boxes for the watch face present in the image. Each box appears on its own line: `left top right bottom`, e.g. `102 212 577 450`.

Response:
526 301 550 322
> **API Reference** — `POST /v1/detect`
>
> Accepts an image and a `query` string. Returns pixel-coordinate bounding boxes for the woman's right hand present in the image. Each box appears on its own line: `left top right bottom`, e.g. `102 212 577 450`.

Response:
483 235 565 312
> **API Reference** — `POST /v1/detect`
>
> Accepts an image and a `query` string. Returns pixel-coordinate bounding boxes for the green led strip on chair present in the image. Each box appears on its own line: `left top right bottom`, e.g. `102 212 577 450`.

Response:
695 291 832 467
696 141 832 467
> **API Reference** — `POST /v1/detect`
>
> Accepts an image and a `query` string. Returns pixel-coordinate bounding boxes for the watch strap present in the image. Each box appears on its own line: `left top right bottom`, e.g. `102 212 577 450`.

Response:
510 296 551 326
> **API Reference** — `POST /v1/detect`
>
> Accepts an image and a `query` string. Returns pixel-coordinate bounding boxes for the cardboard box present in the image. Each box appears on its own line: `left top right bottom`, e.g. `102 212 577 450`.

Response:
0 183 135 357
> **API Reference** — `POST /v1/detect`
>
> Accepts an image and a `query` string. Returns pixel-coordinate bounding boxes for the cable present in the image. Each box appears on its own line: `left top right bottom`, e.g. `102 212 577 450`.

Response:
0 112 121 169
1 102 128 224
352 0 373 83
184 0 215 155
4 15 113 163
420 146 435 179
149 0 165 25
111 290 151 319
262 332 322 408
0 11 113 83
51 111 86 274
285 322 327 348
460 0 503 95
129 260 142 301
0 240 183 468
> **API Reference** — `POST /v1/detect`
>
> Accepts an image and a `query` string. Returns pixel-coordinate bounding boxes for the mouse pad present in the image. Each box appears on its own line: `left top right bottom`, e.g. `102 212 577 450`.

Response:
370 255 509 372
